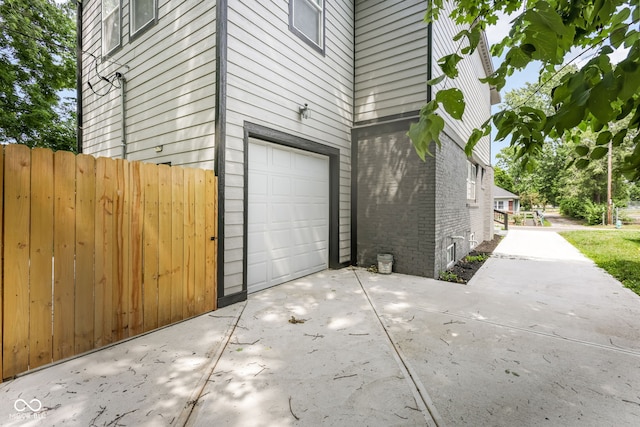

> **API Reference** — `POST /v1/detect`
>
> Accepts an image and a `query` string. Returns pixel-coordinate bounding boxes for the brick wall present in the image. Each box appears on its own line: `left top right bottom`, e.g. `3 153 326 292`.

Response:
354 122 494 278
433 132 494 275
354 120 436 276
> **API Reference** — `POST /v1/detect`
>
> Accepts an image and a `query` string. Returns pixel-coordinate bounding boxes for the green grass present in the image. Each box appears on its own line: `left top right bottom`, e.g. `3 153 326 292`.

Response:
560 230 640 297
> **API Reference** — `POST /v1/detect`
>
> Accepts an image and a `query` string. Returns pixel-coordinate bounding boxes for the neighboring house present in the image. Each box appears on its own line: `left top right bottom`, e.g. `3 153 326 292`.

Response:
493 185 520 213
79 0 499 307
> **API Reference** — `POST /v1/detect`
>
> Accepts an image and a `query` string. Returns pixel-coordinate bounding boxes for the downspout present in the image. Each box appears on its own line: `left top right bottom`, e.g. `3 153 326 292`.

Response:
427 16 433 103
118 72 126 159
76 0 83 153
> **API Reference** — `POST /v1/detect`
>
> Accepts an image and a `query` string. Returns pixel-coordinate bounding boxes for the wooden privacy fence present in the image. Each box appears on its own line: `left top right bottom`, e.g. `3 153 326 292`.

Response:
0 144 217 381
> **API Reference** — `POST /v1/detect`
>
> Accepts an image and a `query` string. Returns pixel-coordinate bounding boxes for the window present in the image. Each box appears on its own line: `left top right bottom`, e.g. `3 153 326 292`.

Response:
131 0 157 37
289 0 325 53
495 200 505 210
103 0 121 55
446 244 456 268
467 162 477 200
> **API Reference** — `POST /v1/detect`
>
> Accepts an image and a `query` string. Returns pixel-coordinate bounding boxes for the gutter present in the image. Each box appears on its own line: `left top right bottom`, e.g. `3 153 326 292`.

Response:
478 30 501 105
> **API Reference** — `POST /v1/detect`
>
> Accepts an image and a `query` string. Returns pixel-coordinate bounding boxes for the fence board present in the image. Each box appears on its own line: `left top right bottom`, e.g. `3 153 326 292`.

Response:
3 144 31 378
111 159 129 341
183 168 196 318
171 167 184 322
129 162 144 336
205 170 217 311
194 169 206 314
53 150 77 361
75 154 96 354
157 165 172 327
29 148 54 369
117 159 134 338
143 163 159 332
1 146 218 382
95 157 115 346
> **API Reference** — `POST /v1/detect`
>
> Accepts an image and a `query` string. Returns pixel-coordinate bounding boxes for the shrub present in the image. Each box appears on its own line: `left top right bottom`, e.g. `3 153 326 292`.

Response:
560 197 606 225
439 270 463 283
583 201 606 225
513 214 524 225
559 197 585 219
465 253 489 263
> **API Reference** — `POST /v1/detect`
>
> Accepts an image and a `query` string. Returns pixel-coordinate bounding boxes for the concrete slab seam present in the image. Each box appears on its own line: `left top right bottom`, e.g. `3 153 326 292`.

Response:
403 305 640 358
176 302 248 427
351 268 445 427
490 254 593 264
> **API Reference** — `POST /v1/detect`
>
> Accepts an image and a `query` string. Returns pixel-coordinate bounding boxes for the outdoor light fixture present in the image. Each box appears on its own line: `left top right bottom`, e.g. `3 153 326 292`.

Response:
155 145 163 153
299 103 310 120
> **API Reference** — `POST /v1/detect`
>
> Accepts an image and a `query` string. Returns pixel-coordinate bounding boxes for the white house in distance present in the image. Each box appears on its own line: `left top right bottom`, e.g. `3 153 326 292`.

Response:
78 0 499 308
493 185 520 213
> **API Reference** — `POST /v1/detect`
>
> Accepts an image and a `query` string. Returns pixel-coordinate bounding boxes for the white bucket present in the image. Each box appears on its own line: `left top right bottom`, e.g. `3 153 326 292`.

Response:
377 254 393 274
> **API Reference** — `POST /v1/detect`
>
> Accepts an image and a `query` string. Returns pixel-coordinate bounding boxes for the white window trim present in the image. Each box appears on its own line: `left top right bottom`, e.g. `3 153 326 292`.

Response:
467 162 477 201
446 244 455 268
289 0 326 54
130 0 157 39
102 0 121 56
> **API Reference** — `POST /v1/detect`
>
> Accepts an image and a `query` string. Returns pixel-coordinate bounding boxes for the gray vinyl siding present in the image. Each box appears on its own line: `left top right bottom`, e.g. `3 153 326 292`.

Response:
354 0 429 122
432 0 492 166
81 0 216 169
223 0 355 295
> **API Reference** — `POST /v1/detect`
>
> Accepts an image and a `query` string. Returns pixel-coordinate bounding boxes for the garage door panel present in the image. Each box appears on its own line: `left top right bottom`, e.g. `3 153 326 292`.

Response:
292 227 311 245
270 204 292 224
271 258 291 281
249 172 268 194
272 176 291 196
248 202 268 225
248 139 329 293
247 232 267 255
308 249 326 266
270 228 293 249
250 143 268 165
295 153 325 176
295 180 323 197
248 262 267 285
272 147 292 168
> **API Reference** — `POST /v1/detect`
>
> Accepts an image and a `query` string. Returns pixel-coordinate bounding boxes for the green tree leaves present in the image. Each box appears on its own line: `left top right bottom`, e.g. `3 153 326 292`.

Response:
0 0 76 151
410 0 640 181
408 101 445 161
436 88 465 119
520 1 575 64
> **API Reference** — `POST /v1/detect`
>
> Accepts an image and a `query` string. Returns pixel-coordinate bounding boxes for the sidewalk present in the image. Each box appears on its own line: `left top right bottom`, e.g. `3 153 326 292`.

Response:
362 229 640 426
1 229 638 426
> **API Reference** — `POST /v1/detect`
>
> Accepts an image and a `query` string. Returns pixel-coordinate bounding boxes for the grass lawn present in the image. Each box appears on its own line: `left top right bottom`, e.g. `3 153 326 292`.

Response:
560 230 640 297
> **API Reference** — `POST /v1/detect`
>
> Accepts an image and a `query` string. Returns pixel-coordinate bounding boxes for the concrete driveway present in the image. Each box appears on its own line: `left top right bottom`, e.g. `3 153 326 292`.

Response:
1 229 639 426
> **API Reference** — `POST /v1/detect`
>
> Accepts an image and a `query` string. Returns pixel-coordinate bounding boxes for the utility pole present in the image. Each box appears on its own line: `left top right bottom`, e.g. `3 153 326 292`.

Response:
607 139 613 225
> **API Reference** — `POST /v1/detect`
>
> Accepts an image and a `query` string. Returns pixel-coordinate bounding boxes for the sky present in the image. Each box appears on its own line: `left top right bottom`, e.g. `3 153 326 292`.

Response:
485 14 539 165
484 12 630 165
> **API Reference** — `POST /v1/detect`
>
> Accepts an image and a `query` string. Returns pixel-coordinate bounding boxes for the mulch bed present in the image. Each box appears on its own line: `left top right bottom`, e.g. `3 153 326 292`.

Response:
439 235 503 284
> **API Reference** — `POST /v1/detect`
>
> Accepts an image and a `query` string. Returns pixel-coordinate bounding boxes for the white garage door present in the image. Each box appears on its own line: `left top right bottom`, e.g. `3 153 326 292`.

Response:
247 139 329 293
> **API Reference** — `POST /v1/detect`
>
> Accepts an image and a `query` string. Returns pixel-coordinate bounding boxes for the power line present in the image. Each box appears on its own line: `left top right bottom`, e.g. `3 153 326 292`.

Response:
0 23 74 53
